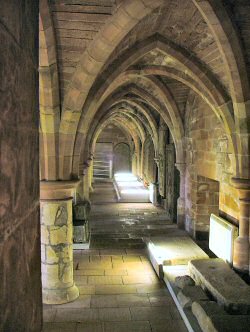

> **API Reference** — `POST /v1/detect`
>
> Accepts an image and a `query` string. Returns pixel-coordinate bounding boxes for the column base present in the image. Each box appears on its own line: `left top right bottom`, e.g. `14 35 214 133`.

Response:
177 214 185 229
42 283 79 305
233 236 249 273
177 198 185 229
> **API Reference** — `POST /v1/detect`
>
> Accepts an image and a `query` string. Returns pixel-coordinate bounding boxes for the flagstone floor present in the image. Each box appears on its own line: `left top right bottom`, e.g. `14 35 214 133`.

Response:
43 249 187 332
43 182 187 332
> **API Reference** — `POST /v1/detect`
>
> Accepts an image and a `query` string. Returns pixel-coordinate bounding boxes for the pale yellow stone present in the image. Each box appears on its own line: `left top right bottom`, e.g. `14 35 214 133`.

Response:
63 245 73 263
41 201 70 226
62 264 73 284
46 245 59 264
40 113 59 134
41 244 46 263
41 225 50 245
42 263 59 288
50 226 69 245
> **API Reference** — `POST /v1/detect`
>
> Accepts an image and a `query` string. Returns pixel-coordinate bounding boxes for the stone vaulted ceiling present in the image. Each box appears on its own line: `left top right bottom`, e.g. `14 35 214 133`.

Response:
39 0 250 181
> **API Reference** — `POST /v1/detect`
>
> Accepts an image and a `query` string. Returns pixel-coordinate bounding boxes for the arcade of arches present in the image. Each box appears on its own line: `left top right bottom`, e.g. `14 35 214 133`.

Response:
1 0 250 331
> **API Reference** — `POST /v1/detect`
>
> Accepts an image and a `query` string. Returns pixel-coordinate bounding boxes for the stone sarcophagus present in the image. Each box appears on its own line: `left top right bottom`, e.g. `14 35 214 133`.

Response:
73 201 91 243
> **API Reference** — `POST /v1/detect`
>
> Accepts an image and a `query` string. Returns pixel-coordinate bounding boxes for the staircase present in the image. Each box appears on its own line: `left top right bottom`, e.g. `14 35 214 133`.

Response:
93 143 113 180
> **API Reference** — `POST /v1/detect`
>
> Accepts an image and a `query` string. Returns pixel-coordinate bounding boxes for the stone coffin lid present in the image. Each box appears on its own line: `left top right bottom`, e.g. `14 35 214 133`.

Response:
149 236 208 266
189 258 250 314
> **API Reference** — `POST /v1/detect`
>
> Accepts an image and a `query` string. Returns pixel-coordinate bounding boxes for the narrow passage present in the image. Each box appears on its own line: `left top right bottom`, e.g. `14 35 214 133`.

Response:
43 182 187 332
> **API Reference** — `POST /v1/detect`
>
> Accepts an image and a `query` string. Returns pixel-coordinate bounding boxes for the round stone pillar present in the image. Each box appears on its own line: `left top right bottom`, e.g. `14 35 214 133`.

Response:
175 163 186 229
231 178 250 273
40 180 79 304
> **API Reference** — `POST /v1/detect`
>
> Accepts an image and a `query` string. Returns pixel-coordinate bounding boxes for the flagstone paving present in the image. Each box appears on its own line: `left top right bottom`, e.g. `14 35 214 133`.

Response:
43 182 187 332
43 249 187 332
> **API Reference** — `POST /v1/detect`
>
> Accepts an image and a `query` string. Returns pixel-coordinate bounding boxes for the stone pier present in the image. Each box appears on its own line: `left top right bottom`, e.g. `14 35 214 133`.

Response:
232 178 250 273
40 180 79 304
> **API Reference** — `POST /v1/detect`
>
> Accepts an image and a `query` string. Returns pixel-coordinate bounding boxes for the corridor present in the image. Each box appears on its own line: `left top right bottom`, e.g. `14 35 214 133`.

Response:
43 182 187 332
2 1 250 331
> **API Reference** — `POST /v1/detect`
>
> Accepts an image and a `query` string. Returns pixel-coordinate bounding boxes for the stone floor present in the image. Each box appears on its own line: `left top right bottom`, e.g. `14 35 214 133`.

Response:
43 181 187 332
43 249 187 332
89 182 176 249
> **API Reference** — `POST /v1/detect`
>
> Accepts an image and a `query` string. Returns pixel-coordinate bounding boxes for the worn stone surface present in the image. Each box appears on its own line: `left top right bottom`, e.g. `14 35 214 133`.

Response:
175 275 195 289
41 183 80 304
192 301 227 332
177 286 208 308
0 1 41 331
192 301 250 332
148 236 208 266
89 182 172 249
43 248 187 331
43 195 187 331
189 259 250 314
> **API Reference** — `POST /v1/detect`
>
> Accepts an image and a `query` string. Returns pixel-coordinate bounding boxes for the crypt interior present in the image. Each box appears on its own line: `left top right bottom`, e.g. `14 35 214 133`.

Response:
1 0 250 331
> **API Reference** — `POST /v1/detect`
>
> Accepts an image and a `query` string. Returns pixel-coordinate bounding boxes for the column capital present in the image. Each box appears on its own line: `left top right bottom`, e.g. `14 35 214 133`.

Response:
231 178 250 201
231 177 250 190
40 180 80 200
175 163 186 174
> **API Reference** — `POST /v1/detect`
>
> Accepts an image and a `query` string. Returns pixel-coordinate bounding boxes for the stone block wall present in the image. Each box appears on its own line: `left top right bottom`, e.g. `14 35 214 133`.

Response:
0 1 42 331
185 93 239 237
190 175 220 239
97 124 131 147
95 124 133 175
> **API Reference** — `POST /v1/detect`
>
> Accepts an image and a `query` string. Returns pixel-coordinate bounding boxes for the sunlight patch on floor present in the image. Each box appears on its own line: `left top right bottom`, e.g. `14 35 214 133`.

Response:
114 173 150 203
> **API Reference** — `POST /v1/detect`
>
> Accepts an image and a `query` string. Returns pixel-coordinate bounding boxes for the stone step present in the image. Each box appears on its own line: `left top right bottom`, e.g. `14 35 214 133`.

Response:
189 258 250 314
90 237 146 249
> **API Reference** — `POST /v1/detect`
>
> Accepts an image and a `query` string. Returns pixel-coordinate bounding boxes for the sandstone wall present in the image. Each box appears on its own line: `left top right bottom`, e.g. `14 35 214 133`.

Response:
0 1 42 331
97 124 131 147
185 93 239 238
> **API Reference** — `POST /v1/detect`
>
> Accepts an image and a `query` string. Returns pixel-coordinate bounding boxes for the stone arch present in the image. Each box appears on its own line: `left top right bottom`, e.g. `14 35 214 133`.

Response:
87 73 184 155
59 3 248 179
89 100 157 157
92 115 141 162
75 81 175 176
39 0 60 180
192 0 250 178
115 98 159 151
70 35 239 178
61 0 165 113
75 82 177 177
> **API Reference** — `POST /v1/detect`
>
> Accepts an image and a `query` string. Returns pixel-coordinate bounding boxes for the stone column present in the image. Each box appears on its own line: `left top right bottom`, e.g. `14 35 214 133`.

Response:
175 163 186 229
140 142 145 179
231 178 250 273
40 180 79 304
